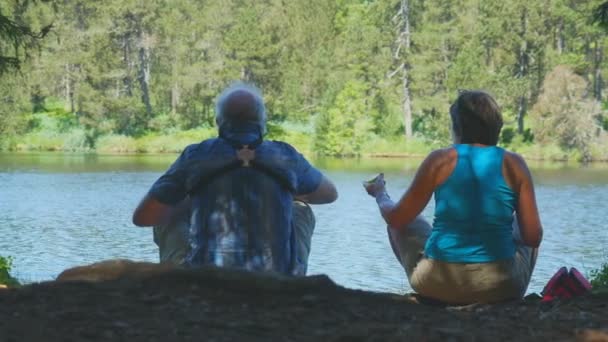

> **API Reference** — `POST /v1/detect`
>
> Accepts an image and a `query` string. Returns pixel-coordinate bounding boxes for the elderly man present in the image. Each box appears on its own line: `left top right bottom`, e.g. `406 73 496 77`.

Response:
133 83 337 275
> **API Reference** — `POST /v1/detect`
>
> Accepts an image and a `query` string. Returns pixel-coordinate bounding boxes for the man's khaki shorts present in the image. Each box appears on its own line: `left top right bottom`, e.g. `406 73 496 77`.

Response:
153 200 316 275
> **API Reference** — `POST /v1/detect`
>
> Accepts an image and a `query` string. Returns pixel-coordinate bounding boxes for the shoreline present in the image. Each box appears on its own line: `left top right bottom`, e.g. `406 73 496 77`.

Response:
3 149 608 164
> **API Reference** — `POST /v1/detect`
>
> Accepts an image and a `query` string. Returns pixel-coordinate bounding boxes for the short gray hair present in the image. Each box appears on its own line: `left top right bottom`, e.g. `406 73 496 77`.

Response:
215 82 267 134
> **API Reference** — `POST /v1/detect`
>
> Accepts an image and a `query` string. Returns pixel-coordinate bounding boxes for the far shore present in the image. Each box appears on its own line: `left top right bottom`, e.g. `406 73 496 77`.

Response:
3 149 608 164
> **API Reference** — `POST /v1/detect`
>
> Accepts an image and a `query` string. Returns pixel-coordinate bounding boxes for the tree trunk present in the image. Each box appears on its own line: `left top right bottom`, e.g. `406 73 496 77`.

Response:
516 9 529 135
64 64 74 112
137 30 152 117
484 40 495 70
241 66 252 82
402 0 411 50
171 82 180 115
556 17 564 54
396 0 412 138
402 65 412 138
517 96 526 135
123 34 133 97
594 39 603 101
171 54 179 115
72 64 81 115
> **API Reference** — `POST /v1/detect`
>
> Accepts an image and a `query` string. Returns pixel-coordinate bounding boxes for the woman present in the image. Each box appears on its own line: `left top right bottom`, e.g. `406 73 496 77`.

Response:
364 90 542 304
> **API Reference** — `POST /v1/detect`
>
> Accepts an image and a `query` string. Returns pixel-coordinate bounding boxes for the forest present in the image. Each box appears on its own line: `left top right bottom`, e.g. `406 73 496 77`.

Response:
0 0 607 160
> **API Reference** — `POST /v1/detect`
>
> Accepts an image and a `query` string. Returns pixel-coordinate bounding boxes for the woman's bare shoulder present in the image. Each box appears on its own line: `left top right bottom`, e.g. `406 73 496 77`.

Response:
422 147 458 186
502 149 533 189
503 150 529 170
426 147 457 166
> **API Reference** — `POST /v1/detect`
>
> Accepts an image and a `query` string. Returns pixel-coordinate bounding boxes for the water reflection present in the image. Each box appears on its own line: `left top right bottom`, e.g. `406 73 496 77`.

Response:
0 152 607 293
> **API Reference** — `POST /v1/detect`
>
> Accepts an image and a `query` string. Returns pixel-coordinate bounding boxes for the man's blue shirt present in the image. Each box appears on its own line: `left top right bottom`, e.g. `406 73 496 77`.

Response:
148 131 322 274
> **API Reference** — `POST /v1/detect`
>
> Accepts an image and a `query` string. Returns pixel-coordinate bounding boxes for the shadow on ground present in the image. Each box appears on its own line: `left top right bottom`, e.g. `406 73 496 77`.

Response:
1 260 607 342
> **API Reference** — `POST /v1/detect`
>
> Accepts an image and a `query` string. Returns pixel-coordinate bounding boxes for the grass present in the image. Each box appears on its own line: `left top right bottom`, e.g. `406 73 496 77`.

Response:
13 130 88 152
590 263 608 293
7 130 608 161
360 135 434 157
0 256 20 287
2 113 608 160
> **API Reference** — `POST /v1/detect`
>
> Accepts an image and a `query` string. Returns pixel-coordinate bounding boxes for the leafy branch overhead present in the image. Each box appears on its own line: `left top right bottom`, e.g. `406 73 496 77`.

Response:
594 2 608 30
0 2 53 75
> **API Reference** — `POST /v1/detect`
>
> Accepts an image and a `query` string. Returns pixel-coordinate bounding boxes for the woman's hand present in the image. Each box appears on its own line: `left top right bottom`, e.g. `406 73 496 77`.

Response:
363 173 386 198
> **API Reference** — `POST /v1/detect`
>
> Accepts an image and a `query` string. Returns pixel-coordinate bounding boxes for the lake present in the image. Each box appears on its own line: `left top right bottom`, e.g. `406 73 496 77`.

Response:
1 152 607 294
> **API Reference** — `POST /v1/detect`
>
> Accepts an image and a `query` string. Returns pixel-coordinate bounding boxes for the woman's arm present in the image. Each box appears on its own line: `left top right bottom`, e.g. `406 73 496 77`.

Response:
365 150 447 230
504 152 543 247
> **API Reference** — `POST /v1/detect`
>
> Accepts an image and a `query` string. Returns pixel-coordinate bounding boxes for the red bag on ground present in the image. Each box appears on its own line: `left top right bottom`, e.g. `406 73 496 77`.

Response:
541 267 592 302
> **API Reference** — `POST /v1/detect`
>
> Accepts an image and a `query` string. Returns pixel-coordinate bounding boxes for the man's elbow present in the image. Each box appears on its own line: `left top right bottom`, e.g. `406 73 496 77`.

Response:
132 204 156 227
318 185 338 204
132 211 148 227
326 187 338 203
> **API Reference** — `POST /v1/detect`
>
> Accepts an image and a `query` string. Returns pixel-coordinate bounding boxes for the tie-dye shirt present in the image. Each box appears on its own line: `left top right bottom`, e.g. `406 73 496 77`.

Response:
148 130 322 275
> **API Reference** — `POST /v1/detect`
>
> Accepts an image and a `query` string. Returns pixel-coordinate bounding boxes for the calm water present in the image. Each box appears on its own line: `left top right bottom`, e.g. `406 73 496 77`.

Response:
1 152 607 294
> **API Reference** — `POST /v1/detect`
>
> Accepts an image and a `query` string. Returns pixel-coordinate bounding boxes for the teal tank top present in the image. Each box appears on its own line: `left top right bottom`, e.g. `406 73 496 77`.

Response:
424 144 517 263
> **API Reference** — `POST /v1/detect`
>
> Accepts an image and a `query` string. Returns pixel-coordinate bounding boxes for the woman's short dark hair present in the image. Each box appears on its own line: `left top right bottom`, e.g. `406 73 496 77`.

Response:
450 90 503 146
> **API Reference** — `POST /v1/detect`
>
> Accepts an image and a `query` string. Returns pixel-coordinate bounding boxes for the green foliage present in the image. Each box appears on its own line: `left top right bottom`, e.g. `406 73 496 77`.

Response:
0 1 53 74
412 111 451 148
314 81 373 156
590 263 608 292
96 128 217 154
593 1 608 31
96 135 139 154
266 121 313 154
500 127 516 146
361 136 432 156
531 65 602 162
0 0 607 158
0 256 20 287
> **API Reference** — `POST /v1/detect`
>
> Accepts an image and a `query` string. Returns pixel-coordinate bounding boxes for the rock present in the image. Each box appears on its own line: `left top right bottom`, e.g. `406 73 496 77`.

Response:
56 259 176 282
577 329 608 342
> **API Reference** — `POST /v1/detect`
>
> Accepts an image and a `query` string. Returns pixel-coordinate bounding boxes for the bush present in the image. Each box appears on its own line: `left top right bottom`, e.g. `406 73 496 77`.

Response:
590 263 608 292
134 127 217 153
0 256 20 287
361 135 432 156
96 134 138 153
267 121 313 154
16 131 67 151
531 65 602 162
314 81 374 157
62 129 90 152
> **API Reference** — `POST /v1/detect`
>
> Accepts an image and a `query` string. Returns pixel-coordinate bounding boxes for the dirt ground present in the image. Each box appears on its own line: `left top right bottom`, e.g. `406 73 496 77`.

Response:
0 260 607 342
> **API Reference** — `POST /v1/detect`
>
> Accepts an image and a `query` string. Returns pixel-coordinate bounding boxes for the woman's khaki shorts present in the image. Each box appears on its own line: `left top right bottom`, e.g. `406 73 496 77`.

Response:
388 216 538 304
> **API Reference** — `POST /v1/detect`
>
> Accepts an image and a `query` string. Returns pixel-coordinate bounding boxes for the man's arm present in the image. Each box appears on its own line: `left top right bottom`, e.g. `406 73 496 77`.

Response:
289 146 338 205
295 175 338 204
132 147 191 227
133 194 174 227
133 195 191 227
